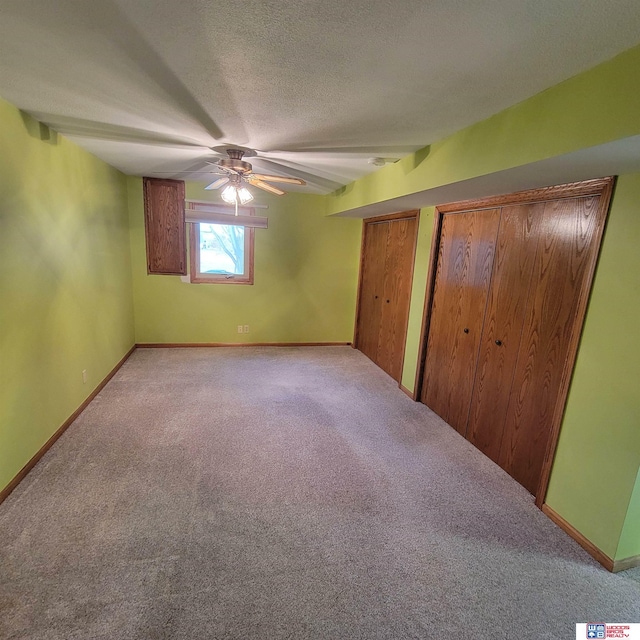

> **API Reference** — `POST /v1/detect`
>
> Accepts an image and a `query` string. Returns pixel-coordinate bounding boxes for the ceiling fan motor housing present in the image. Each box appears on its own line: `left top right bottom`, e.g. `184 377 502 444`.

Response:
218 158 252 173
205 147 305 195
218 148 252 173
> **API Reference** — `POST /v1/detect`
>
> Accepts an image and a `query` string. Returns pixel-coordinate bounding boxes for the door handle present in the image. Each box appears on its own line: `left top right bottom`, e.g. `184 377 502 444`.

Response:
463 328 469 334
495 340 503 346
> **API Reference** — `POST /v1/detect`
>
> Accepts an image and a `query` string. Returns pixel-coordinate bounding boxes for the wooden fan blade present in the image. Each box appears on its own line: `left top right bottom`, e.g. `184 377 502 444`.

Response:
204 177 229 190
250 173 306 185
247 178 286 196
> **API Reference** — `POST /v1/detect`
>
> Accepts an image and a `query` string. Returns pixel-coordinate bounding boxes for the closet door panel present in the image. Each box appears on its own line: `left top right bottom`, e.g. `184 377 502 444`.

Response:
499 195 603 493
356 222 389 364
422 209 500 434
467 203 543 461
378 217 418 380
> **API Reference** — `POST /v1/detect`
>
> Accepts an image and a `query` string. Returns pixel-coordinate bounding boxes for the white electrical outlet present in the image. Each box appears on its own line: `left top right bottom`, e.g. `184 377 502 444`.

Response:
237 325 243 334
243 325 249 333
82 369 88 384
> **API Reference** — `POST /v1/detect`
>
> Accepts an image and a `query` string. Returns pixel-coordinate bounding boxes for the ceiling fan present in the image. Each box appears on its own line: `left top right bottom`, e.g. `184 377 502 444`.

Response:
205 148 306 204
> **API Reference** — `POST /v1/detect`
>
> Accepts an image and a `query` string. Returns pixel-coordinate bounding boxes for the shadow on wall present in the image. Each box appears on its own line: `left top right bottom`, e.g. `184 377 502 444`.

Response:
332 182 354 197
20 112 59 145
401 145 431 174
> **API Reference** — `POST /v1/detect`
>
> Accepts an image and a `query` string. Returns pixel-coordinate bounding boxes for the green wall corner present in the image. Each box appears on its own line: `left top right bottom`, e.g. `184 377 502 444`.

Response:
616 468 640 561
614 469 640 560
400 208 434 393
0 97 135 492
128 178 362 344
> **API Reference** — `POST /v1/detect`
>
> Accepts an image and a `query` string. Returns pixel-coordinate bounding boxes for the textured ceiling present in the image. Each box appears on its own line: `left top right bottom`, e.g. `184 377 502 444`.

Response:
1 0 640 195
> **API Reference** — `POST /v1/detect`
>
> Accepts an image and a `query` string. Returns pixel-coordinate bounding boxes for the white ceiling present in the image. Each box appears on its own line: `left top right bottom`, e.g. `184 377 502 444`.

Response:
1 0 640 196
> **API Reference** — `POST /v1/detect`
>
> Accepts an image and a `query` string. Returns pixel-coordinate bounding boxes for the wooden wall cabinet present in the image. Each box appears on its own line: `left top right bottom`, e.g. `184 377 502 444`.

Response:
143 177 187 275
420 179 614 499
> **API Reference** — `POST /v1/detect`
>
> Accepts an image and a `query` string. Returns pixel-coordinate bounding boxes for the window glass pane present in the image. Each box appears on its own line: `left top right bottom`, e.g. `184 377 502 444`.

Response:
199 224 245 275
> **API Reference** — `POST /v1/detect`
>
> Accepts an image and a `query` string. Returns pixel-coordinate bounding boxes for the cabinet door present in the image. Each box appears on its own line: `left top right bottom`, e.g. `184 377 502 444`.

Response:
467 203 543 461
143 177 186 275
498 195 604 493
356 221 389 365
421 209 500 434
377 216 418 380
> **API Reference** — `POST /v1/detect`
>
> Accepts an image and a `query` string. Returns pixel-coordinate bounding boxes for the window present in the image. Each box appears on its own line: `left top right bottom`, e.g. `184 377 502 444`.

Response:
189 217 254 285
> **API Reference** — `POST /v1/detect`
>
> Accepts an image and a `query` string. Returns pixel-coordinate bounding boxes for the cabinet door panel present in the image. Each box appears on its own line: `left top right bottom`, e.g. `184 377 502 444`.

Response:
378 217 418 380
421 209 500 434
143 177 186 275
467 203 543 461
499 195 603 493
356 221 389 364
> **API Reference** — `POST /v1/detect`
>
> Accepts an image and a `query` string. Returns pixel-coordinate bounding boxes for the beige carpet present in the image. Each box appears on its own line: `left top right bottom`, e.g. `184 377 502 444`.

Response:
1 346 638 639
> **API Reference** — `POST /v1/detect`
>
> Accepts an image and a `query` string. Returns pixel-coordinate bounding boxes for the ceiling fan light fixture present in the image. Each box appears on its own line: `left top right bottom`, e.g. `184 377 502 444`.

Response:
209 148 305 201
220 183 254 205
220 184 238 204
237 186 254 204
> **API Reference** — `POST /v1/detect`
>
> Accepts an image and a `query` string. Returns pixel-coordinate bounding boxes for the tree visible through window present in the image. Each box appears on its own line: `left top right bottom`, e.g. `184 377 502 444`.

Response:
200 224 245 275
190 219 254 284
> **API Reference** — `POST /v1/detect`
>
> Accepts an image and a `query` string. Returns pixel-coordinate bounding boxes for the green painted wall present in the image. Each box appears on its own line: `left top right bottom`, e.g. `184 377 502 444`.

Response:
326 43 640 216
617 469 640 561
545 173 640 560
0 98 134 493
400 207 434 392
128 178 361 344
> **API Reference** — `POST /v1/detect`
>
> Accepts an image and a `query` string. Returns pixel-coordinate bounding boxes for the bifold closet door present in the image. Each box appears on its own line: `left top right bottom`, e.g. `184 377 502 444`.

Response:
356 221 389 365
466 203 544 461
422 181 612 498
377 217 418 380
497 194 607 493
421 209 500 434
356 214 417 381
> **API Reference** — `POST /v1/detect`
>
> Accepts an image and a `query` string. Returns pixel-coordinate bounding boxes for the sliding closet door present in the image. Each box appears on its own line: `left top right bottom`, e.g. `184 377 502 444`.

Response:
466 203 543 460
421 209 500 434
498 194 607 494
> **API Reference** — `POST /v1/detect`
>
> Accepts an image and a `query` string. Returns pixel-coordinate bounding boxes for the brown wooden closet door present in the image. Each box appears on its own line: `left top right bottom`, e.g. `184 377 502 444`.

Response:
498 195 605 494
466 203 543 460
421 209 500 434
356 221 389 365
377 217 418 380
